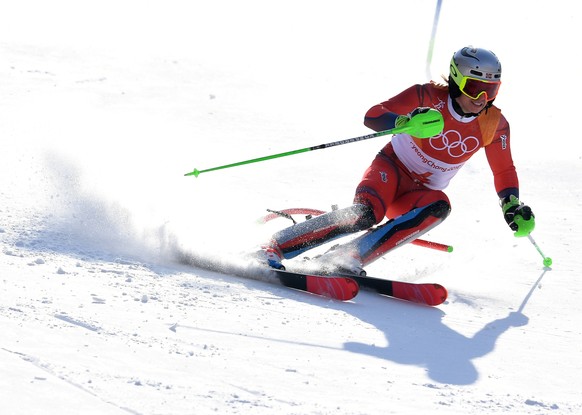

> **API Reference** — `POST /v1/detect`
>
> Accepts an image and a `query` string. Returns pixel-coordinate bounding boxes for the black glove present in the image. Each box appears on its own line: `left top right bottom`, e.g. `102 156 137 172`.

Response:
395 107 431 127
501 195 535 237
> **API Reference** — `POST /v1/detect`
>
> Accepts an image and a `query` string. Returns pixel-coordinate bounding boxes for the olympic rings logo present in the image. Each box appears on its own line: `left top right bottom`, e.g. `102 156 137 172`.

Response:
429 130 480 158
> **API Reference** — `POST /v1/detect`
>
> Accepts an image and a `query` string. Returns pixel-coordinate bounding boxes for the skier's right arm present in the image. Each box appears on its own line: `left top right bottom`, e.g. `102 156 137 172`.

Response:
364 84 425 132
364 110 400 132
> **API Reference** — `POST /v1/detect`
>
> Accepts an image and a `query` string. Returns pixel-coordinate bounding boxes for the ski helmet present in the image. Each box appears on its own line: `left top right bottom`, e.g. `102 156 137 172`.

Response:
449 47 502 102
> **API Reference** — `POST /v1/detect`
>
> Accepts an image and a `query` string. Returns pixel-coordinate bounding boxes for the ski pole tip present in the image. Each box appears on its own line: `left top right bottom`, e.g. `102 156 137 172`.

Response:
184 168 201 177
543 257 553 267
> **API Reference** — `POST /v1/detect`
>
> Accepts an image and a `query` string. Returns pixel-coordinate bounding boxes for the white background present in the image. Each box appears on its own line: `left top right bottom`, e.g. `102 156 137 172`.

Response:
1 1 581 414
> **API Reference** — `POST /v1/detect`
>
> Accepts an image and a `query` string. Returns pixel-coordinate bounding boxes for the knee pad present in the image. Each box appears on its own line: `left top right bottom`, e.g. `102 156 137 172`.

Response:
348 203 378 231
431 199 451 220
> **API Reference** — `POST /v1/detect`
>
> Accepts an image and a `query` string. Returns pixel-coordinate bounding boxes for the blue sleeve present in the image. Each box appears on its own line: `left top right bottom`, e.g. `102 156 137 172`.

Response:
364 111 401 132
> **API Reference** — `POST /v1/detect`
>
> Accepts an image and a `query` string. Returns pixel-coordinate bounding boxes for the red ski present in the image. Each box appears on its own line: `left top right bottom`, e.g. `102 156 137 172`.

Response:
261 207 449 306
351 274 447 306
272 269 359 301
275 268 446 306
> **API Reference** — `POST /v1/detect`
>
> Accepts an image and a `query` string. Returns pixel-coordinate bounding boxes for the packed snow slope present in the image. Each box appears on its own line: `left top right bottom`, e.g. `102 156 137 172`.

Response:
1 1 581 414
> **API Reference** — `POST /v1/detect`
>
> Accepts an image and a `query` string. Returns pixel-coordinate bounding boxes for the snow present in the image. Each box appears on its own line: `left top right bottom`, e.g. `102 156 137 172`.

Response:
1 0 581 414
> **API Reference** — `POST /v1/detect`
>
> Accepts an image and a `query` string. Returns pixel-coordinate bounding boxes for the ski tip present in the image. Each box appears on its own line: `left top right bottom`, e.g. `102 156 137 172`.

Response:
346 277 360 300
428 283 448 306
391 281 448 306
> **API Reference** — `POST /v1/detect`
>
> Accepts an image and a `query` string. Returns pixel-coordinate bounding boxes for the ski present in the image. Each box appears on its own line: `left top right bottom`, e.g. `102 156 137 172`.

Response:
174 247 358 301
177 247 443 305
350 274 447 306
272 268 359 301
260 207 448 306
277 268 446 306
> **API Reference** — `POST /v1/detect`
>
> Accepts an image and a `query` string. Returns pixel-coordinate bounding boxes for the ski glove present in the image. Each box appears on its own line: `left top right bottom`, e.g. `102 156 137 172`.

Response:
501 195 535 237
395 107 443 139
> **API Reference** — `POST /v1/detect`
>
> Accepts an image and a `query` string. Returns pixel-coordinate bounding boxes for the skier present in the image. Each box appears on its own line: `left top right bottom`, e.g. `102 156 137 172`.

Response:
258 46 535 275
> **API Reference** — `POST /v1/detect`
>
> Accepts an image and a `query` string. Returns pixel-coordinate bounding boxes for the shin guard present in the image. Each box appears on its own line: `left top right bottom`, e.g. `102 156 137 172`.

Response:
350 200 451 266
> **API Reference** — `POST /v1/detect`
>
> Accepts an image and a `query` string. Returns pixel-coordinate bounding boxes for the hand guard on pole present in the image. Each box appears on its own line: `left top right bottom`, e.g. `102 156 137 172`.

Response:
395 107 442 138
501 195 535 237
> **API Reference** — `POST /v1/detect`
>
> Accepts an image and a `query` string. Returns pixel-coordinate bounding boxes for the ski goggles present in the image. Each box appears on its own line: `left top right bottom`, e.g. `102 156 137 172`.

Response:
457 76 501 101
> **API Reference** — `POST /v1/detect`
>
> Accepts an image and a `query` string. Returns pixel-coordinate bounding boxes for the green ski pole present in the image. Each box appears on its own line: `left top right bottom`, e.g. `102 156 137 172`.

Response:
185 108 443 177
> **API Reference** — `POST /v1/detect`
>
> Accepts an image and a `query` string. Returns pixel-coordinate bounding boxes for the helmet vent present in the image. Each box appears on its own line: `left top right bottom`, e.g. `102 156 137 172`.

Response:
470 69 501 79
451 47 502 82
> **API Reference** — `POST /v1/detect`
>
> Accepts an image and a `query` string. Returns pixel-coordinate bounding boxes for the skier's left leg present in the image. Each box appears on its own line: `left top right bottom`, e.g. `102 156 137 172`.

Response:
352 194 451 267
321 188 451 273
